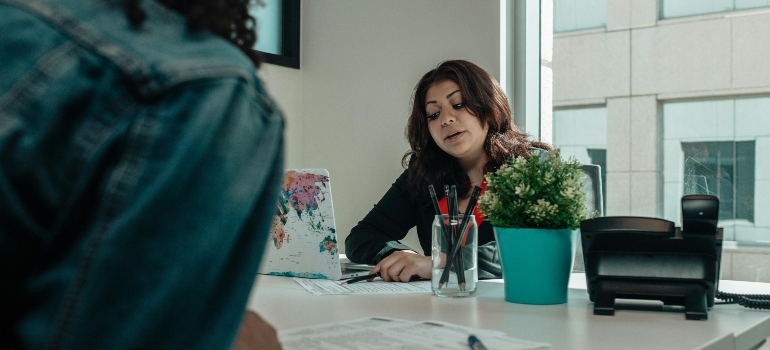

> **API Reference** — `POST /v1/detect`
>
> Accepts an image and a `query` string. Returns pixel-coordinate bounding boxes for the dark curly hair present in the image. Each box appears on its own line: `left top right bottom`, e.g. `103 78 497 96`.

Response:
404 60 554 201
124 0 262 67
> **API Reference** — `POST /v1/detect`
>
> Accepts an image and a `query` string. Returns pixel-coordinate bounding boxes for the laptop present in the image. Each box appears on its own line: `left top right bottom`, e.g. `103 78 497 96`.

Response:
258 169 373 280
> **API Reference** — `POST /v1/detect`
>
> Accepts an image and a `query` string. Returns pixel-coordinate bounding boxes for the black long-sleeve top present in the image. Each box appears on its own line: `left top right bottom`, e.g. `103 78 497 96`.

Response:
345 169 502 279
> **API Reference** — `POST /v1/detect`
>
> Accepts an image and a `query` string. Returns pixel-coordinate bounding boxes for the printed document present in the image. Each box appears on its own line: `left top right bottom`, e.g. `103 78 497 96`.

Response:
294 278 432 295
279 317 550 350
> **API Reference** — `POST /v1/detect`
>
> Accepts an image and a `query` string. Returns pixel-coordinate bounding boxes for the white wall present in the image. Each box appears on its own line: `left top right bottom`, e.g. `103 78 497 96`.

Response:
258 64 302 168
259 0 500 254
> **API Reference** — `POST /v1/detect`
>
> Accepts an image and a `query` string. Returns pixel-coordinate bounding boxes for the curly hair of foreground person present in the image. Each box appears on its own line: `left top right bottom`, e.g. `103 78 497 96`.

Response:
124 0 263 67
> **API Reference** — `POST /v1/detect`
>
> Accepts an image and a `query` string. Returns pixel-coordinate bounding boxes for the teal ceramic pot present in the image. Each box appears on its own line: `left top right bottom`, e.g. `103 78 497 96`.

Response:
493 227 578 304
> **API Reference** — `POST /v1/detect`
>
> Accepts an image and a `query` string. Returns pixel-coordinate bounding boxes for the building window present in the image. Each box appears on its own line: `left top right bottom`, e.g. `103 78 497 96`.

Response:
660 0 770 20
554 0 607 33
553 107 607 211
681 141 755 223
663 97 770 242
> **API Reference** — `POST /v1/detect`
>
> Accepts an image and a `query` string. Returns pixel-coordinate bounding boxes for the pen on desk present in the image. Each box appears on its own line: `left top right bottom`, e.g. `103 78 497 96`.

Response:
340 273 379 285
468 335 489 350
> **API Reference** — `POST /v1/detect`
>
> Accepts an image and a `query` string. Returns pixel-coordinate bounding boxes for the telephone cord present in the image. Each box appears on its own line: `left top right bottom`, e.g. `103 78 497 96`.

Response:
716 291 770 310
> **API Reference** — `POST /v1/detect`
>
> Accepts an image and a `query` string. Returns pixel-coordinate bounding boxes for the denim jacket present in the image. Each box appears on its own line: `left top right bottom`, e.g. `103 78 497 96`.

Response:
0 0 284 348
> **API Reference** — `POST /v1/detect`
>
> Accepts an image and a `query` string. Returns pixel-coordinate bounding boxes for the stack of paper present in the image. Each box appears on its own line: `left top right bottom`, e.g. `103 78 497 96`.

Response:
279 317 550 350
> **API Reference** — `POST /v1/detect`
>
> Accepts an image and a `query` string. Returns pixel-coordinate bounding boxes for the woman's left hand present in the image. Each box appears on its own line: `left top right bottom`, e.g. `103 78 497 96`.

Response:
368 250 432 282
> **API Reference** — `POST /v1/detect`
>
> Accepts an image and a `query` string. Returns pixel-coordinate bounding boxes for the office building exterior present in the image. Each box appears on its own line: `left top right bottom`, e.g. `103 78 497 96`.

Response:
552 0 770 281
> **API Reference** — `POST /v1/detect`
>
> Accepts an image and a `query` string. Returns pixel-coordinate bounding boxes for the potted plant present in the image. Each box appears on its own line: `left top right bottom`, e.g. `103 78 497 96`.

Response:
478 150 587 304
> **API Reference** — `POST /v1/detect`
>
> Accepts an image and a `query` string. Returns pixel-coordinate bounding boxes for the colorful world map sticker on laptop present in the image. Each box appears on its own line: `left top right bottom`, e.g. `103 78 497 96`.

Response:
258 169 343 280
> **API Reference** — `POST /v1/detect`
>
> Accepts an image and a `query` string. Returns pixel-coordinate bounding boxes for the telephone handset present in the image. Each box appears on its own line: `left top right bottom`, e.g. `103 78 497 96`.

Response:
581 195 770 320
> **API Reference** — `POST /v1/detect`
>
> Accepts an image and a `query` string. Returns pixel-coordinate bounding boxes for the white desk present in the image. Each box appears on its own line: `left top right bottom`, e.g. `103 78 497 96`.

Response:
247 274 770 350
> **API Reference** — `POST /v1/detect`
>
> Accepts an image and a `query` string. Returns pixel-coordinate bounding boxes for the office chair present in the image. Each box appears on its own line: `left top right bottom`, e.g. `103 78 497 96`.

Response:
573 164 603 272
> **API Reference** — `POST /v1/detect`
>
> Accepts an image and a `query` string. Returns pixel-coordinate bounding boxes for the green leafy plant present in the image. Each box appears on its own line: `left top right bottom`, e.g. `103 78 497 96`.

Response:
478 150 587 229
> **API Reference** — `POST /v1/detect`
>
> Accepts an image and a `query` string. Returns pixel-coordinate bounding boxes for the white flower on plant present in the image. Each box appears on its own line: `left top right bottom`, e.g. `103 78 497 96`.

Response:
514 184 530 196
511 157 527 171
543 173 554 184
525 198 558 223
479 192 498 211
499 165 515 179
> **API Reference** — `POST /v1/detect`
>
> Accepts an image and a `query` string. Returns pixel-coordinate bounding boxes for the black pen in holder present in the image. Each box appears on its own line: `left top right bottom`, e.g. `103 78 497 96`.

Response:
431 213 478 297
432 186 481 296
449 185 466 289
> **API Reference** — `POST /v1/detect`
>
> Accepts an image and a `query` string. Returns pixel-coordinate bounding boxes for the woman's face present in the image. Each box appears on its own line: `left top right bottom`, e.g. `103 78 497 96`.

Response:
425 80 489 165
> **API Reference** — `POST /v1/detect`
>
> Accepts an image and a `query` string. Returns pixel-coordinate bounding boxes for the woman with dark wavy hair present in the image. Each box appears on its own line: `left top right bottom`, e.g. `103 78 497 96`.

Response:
346 60 553 282
1 0 282 348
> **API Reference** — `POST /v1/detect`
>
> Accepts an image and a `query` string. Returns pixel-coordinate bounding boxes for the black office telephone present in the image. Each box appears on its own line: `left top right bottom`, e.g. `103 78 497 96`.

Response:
581 195 770 320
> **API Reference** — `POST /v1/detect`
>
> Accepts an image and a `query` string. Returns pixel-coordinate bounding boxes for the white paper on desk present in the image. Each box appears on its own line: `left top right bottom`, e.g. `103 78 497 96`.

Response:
294 277 432 295
279 317 550 350
420 320 550 349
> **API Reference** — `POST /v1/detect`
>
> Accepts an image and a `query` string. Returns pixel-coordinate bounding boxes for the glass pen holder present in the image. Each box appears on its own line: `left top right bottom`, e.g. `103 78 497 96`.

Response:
431 214 478 297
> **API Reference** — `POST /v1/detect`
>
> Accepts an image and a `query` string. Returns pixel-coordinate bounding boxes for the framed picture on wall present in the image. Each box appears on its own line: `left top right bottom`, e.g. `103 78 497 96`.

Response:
250 0 300 69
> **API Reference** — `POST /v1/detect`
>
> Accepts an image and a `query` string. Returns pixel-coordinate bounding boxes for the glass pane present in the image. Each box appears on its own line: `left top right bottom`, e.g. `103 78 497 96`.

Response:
736 97 770 139
736 0 770 10
250 0 283 55
681 141 744 222
661 0 734 19
553 107 607 213
736 141 755 222
663 98 770 242
554 0 607 33
553 107 607 164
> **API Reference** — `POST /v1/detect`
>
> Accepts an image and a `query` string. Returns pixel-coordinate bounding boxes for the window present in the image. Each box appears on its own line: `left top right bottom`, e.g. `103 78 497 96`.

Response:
554 0 606 33
553 107 607 210
663 97 770 242
681 141 755 222
660 0 770 19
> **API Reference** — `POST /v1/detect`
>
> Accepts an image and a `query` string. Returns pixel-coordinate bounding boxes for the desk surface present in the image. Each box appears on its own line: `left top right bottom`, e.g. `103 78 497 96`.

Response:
247 274 770 350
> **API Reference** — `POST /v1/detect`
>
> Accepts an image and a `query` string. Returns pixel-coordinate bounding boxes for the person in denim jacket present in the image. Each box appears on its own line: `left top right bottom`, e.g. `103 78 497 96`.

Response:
0 0 284 348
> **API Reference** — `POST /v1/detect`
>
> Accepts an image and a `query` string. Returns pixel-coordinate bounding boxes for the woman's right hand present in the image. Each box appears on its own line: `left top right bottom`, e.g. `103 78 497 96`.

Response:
368 250 432 282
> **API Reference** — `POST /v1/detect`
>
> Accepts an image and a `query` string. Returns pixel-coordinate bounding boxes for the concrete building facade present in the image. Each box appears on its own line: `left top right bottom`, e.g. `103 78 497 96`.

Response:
552 0 770 281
